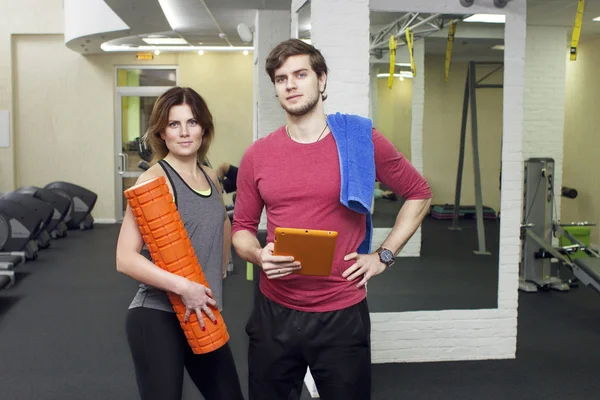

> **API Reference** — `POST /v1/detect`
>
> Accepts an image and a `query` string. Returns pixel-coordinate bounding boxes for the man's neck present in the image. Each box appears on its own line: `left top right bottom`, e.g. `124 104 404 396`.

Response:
286 105 328 143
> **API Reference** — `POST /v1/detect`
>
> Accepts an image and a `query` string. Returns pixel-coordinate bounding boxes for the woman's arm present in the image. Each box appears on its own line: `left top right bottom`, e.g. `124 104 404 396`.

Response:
115 169 189 294
116 203 189 295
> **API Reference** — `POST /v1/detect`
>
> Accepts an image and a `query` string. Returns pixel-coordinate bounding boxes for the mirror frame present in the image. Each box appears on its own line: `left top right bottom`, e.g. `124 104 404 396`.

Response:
290 0 525 363
368 0 525 363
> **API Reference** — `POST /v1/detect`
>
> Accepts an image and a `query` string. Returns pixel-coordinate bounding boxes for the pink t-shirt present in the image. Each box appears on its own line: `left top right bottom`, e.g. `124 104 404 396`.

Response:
232 126 432 312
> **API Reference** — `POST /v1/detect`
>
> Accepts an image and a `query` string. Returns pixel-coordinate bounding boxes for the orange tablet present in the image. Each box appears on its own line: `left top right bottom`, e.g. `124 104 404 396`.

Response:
273 227 338 276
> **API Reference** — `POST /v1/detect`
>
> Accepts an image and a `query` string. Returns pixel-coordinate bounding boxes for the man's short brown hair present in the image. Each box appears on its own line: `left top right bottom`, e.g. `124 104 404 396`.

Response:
265 38 328 100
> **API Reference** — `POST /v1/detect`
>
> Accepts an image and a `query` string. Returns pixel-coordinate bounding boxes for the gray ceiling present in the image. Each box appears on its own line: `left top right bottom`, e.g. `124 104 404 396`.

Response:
528 0 600 37
89 0 600 55
104 0 291 47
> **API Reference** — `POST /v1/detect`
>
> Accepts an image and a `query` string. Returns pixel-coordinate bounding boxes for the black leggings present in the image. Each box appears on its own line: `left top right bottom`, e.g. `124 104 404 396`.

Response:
126 307 245 400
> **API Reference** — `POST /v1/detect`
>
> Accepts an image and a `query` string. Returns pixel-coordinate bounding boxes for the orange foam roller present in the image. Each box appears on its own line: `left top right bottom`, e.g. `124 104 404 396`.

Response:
124 176 229 354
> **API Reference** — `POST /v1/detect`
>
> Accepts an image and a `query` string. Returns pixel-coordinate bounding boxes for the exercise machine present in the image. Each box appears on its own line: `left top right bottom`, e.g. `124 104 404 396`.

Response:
2 192 53 249
0 199 42 260
520 158 600 293
16 186 71 239
0 250 25 290
44 182 97 230
0 209 24 289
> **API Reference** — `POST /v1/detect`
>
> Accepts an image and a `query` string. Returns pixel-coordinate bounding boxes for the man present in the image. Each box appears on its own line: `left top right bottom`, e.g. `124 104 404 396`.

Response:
232 39 432 400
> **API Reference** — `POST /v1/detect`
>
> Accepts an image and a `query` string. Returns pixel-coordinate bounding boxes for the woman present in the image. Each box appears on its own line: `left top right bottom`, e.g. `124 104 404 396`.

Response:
116 87 244 400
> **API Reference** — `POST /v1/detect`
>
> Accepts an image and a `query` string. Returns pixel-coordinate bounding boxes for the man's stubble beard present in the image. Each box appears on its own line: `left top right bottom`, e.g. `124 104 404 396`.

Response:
280 88 320 117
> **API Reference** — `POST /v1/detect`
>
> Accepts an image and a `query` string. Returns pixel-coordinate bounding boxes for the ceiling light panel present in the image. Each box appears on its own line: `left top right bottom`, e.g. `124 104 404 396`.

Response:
158 0 213 31
464 14 506 24
142 38 188 45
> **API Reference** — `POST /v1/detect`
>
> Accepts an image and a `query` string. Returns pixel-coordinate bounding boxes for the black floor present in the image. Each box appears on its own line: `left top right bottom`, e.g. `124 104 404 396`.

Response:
1 224 599 399
370 199 499 312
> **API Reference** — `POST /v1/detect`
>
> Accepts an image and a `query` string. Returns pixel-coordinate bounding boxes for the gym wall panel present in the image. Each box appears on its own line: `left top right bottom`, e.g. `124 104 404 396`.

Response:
11 32 254 220
563 36 600 246
375 77 413 161
12 34 129 221
0 0 64 193
423 56 504 214
177 52 254 173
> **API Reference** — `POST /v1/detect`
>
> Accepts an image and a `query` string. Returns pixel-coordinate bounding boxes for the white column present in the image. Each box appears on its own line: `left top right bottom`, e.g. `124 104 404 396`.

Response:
523 25 568 221
369 64 378 121
253 10 289 229
311 0 370 116
253 10 290 141
402 39 425 257
305 2 370 397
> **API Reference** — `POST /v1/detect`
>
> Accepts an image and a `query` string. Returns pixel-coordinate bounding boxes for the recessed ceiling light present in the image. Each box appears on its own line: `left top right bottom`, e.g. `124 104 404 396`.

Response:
101 43 253 53
142 38 188 45
154 50 161 55
243 50 249 56
593 16 600 22
377 72 413 79
492 44 505 51
464 14 506 24
198 50 204 55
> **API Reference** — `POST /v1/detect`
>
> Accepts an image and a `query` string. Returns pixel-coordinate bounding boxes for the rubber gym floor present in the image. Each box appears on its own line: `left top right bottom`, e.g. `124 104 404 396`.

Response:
1 209 599 399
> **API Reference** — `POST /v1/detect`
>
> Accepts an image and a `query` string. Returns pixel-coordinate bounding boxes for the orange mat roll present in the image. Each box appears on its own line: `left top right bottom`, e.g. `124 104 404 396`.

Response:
124 176 229 354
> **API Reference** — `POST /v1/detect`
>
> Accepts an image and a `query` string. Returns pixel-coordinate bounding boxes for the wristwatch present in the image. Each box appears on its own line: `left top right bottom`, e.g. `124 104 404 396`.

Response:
376 247 395 268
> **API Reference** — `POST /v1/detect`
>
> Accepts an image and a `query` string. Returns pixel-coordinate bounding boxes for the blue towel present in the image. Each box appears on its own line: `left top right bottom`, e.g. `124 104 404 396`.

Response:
327 113 375 254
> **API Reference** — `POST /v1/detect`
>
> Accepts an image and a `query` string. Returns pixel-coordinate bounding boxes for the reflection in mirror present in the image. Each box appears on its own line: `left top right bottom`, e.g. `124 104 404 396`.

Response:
296 1 311 43
367 11 505 312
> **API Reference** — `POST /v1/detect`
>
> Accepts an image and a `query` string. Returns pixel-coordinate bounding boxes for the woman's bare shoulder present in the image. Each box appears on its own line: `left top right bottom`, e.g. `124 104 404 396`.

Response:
135 163 165 184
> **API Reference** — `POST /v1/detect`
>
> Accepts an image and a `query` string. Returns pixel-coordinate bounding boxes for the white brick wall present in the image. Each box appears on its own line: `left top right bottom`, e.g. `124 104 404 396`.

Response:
368 0 526 363
311 0 370 117
253 10 289 229
523 25 568 221
405 39 426 257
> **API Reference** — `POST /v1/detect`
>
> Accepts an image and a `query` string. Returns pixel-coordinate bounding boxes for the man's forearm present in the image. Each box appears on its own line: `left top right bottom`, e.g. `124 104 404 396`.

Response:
232 230 263 266
380 198 432 255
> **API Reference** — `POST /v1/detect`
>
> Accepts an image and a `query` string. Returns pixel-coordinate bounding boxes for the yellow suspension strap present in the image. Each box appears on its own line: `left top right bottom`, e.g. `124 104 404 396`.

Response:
388 35 398 89
445 21 457 83
570 0 585 61
406 27 416 77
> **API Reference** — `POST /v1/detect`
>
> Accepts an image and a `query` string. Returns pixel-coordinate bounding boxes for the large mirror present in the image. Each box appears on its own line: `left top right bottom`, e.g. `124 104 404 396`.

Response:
367 10 505 312
285 3 507 313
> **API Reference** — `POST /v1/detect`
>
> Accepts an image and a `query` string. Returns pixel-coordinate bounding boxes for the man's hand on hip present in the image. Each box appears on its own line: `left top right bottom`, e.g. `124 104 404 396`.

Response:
342 252 387 288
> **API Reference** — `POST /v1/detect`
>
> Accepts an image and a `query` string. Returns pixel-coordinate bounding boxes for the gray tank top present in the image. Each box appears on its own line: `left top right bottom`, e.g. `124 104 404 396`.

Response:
128 160 225 312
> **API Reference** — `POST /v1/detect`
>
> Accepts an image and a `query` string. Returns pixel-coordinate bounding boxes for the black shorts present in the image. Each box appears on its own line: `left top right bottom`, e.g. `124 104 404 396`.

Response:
246 291 371 400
